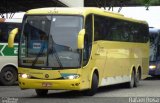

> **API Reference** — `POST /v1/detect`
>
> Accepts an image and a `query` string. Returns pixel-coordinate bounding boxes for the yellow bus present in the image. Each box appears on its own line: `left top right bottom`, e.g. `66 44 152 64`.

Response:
8 7 149 96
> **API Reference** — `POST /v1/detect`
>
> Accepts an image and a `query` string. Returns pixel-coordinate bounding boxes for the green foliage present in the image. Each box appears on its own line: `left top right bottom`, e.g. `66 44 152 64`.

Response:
150 0 160 5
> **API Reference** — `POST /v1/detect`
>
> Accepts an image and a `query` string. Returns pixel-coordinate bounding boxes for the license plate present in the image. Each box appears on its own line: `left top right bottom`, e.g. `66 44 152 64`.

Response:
42 82 52 87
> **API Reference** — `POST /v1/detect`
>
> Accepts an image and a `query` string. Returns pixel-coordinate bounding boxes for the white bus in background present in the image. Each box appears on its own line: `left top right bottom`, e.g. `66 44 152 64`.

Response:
0 18 22 85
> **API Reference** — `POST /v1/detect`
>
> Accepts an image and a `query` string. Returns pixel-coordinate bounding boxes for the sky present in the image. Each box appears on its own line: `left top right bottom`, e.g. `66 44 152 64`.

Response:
11 6 160 29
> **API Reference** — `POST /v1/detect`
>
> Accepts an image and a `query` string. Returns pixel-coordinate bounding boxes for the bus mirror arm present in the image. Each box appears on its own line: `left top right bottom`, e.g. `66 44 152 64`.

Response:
8 28 19 48
77 29 85 49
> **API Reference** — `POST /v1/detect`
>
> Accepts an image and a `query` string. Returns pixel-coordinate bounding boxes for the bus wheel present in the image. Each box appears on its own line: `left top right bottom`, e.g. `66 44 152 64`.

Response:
134 70 140 87
84 73 98 96
126 71 135 88
35 89 48 97
0 66 17 86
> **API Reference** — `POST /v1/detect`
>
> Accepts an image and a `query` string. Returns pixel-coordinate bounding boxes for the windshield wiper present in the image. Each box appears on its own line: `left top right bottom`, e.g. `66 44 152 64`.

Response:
32 43 46 67
49 35 63 68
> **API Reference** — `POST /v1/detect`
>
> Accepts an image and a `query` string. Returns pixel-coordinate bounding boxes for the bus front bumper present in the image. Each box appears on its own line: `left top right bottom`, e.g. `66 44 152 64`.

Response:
18 77 81 90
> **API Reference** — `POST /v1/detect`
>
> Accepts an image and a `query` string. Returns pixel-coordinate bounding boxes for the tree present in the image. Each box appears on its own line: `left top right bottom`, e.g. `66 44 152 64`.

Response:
117 0 160 6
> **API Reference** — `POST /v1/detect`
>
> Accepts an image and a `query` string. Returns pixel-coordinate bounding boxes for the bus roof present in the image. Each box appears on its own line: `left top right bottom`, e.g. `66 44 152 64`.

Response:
0 18 22 23
26 7 147 24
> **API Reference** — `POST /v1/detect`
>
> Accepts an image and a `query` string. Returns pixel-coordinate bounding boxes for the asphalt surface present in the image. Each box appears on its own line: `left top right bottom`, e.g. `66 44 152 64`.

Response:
0 77 160 103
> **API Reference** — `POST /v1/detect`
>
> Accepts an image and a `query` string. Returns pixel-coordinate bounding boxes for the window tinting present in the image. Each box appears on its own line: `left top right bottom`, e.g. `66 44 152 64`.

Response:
94 15 149 43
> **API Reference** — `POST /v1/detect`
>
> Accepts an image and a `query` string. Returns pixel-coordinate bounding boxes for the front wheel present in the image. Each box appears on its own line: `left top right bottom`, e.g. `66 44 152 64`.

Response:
35 89 48 97
84 73 98 96
0 66 17 86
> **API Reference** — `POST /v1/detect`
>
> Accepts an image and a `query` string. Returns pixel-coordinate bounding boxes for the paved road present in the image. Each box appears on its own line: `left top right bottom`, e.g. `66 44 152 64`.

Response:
0 77 160 103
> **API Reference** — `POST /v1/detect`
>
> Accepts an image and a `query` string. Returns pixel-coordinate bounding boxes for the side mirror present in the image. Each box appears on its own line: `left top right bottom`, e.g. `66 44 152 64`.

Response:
77 29 85 49
8 28 19 48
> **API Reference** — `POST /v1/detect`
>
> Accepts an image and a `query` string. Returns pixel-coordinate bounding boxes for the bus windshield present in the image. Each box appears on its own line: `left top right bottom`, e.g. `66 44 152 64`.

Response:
149 30 160 62
19 15 83 68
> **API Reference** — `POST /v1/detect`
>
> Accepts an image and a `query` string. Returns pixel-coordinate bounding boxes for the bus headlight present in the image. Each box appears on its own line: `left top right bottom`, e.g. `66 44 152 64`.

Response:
149 65 156 70
19 74 30 79
64 74 80 79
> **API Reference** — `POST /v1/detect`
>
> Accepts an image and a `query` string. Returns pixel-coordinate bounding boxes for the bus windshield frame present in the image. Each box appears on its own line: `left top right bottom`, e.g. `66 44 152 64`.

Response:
18 15 83 69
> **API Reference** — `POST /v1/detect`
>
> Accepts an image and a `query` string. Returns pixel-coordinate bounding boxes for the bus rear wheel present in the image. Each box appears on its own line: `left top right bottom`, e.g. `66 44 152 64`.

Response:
0 66 17 86
134 70 140 87
84 73 98 96
126 71 135 88
35 89 48 97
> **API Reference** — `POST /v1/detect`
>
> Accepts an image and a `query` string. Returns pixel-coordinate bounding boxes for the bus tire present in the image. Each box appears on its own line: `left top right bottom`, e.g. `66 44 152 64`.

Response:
0 66 17 86
134 70 140 87
84 73 98 96
126 71 135 88
35 89 48 97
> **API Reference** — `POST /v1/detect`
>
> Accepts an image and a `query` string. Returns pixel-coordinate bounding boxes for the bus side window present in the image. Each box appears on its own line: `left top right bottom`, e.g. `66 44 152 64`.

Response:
94 15 108 41
0 28 3 42
108 20 124 41
0 23 6 42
